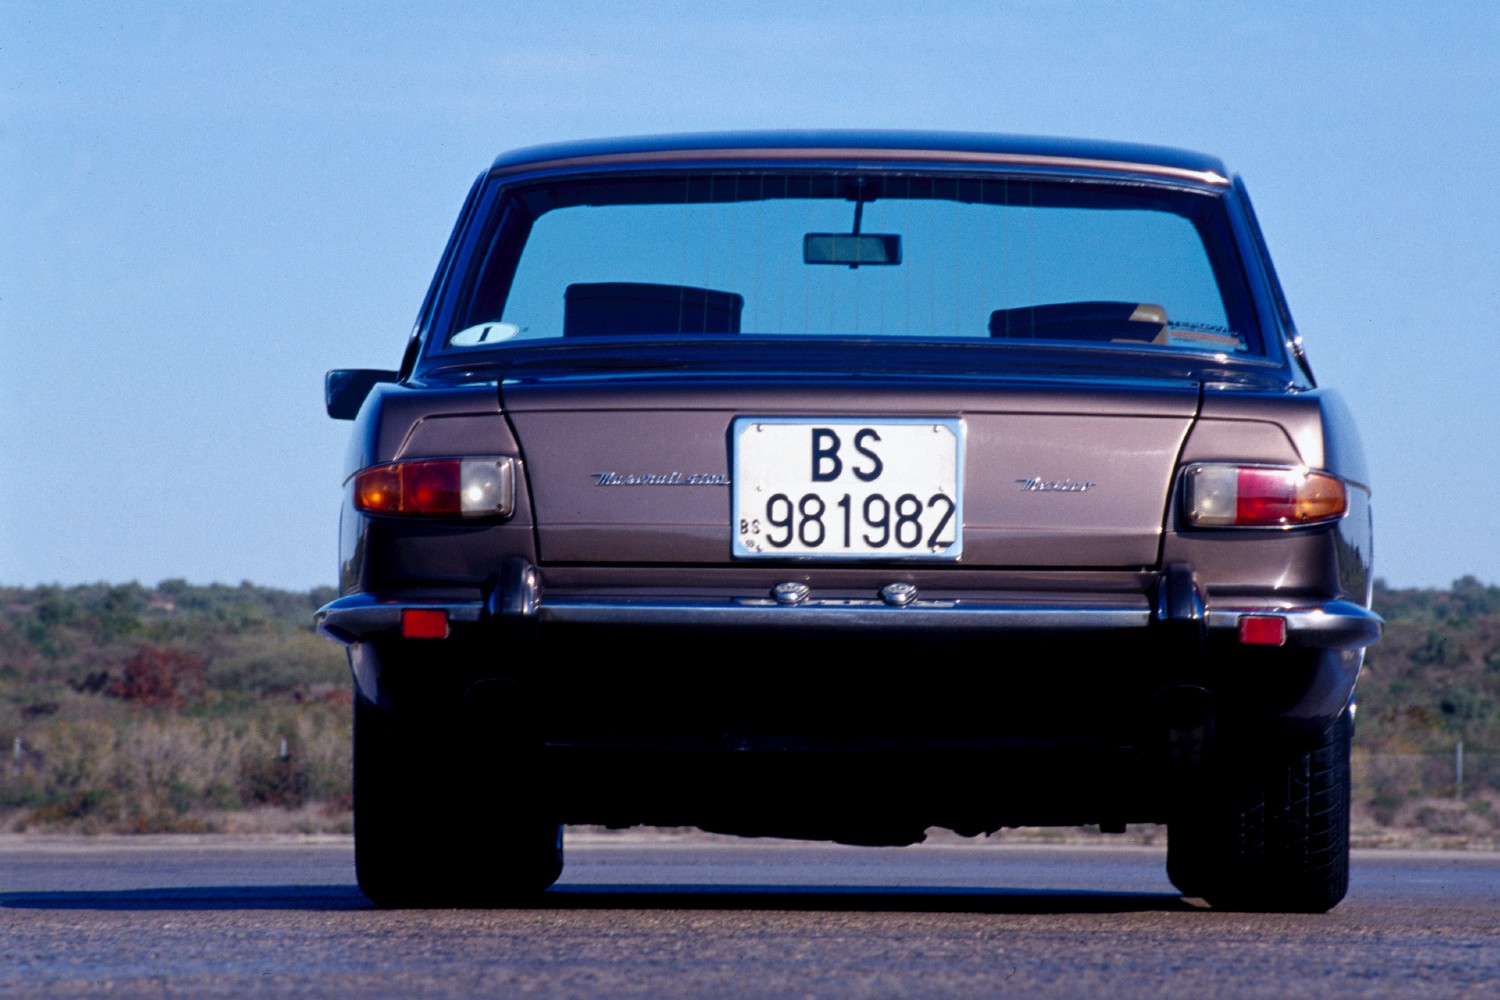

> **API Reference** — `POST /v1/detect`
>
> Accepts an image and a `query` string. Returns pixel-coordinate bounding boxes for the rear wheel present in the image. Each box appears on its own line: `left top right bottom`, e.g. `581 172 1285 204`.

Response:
1166 709 1352 912
354 693 563 907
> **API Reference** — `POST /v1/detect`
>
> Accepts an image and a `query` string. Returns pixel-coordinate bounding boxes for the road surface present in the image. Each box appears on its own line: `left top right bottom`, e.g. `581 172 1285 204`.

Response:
4 833 1498 997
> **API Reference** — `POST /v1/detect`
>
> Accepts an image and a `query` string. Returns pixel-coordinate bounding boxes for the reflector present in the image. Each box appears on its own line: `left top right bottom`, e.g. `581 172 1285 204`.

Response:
1238 615 1287 646
402 608 450 640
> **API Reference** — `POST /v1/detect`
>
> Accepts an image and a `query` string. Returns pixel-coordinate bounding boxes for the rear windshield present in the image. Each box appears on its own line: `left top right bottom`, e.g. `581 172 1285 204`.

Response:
431 171 1261 357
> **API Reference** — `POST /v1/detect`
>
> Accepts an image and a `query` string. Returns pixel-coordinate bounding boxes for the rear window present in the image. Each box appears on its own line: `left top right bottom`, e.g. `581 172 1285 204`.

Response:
434 172 1260 357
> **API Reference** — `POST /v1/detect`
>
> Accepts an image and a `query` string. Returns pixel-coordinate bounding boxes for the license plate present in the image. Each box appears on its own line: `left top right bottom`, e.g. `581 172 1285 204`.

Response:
732 417 964 559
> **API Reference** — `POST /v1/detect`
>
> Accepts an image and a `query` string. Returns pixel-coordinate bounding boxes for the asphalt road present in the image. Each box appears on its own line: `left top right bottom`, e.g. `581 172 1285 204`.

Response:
4 833 1498 998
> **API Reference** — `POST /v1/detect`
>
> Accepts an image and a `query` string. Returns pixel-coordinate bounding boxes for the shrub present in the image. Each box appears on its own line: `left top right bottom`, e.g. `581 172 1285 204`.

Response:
111 644 205 707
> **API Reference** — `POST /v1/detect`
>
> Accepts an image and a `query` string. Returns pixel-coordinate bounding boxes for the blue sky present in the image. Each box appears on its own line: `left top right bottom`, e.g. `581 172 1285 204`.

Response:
3 1 1497 591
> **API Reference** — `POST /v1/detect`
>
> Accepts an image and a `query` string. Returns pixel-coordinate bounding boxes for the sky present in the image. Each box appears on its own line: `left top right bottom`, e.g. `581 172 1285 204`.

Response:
3 1 1498 592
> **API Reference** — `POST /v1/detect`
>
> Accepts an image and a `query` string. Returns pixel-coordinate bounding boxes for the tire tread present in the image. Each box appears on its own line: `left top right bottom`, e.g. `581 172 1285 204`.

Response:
1167 710 1351 912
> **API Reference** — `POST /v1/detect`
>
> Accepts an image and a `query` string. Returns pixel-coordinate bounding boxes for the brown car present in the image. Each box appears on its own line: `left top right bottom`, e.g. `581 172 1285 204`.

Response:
319 131 1380 911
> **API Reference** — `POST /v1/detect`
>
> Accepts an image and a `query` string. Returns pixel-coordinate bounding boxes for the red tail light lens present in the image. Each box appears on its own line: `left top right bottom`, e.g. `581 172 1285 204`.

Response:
354 457 515 517
404 461 460 513
1183 464 1347 528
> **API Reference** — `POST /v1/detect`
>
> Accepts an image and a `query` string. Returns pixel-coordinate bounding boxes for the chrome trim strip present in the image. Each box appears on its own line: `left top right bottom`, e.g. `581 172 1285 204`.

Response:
538 597 1150 631
490 147 1230 187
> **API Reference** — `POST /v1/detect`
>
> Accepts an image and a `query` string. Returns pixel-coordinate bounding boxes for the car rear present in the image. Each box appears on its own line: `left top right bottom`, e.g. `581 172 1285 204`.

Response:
318 133 1378 909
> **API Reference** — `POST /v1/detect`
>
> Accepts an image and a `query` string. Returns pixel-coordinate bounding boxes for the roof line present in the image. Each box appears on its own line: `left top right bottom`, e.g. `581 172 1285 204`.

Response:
490 146 1230 187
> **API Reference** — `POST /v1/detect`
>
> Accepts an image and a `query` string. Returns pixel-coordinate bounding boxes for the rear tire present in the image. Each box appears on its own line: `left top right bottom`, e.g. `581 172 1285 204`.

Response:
354 693 563 907
1166 708 1351 913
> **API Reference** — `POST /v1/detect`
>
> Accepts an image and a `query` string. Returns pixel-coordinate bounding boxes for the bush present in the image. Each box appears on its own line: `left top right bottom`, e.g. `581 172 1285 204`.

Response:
2 706 351 833
111 644 205 707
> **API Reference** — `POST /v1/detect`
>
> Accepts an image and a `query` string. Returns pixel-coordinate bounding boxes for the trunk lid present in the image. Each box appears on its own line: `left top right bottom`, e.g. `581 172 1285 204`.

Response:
504 373 1199 569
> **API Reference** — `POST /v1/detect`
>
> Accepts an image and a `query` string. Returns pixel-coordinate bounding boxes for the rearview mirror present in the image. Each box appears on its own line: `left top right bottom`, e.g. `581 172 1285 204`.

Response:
803 233 902 267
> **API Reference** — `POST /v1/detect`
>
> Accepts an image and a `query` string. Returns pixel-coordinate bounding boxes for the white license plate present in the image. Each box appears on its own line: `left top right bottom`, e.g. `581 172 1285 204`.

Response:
732 417 964 559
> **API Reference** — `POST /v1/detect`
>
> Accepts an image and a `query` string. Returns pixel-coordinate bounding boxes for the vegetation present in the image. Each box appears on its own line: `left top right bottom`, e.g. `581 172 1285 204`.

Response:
1351 577 1500 844
0 581 350 833
1 577 1498 841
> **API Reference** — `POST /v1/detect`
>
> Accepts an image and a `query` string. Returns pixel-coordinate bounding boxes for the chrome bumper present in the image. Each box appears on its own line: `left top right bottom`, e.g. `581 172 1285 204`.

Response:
317 589 1381 651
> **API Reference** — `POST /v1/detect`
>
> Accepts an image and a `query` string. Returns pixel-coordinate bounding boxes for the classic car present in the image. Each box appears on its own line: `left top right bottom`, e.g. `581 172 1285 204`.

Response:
318 131 1380 911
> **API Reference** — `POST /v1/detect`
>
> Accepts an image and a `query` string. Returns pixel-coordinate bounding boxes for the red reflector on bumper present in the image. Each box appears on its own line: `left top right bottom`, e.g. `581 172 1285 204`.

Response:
401 608 450 640
1238 615 1287 646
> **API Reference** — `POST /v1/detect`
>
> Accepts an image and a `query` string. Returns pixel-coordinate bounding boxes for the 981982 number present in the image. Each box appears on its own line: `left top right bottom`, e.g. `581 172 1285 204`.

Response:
749 491 957 550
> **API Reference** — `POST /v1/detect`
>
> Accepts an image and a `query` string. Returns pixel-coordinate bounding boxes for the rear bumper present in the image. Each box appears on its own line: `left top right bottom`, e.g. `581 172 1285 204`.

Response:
317 562 1380 767
316 585 1382 651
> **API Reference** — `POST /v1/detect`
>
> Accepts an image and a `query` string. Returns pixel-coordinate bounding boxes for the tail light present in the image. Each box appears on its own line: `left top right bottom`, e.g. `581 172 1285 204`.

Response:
354 457 516 518
1182 464 1346 528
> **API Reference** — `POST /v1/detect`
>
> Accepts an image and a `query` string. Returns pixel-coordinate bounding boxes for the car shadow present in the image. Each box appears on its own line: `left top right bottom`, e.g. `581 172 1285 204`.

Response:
1 882 1195 914
547 883 1196 914
0 885 370 912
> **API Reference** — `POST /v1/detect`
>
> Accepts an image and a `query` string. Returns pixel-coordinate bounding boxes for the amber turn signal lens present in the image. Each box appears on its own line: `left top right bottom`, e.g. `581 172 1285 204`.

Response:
353 464 403 514
1183 464 1347 528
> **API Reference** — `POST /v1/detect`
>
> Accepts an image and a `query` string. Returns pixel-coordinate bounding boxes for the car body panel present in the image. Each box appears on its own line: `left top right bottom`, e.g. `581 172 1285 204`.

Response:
505 377 1197 567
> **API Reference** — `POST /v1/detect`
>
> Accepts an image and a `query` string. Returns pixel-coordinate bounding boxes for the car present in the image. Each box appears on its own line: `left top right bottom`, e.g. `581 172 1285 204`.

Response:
317 131 1381 911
